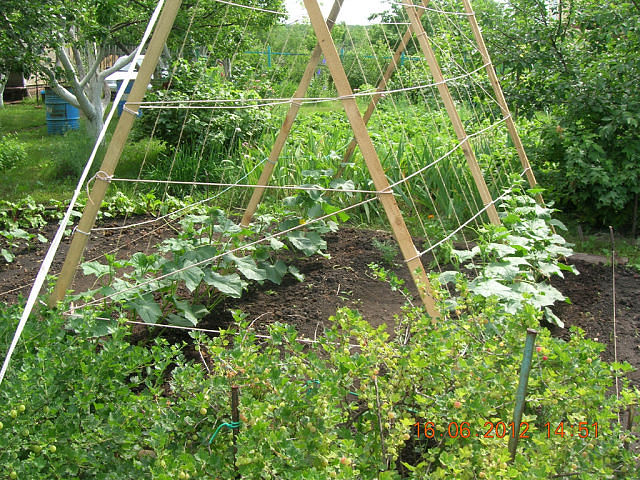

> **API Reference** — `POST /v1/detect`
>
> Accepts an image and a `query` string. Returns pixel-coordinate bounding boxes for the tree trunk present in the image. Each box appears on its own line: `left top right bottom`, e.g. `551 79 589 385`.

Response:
84 75 107 140
0 73 6 108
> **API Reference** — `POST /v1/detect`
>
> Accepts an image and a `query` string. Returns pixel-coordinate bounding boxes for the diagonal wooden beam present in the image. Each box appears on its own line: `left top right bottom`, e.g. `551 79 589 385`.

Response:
50 0 183 305
460 0 541 200
405 0 501 225
304 0 440 318
240 0 345 228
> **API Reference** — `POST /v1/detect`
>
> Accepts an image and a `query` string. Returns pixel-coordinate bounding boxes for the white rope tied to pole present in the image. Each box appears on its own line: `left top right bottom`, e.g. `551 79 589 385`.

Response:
0 0 167 388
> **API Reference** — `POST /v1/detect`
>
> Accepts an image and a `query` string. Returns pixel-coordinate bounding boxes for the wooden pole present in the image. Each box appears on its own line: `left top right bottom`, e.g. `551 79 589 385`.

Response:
304 0 440 318
338 4 429 171
49 0 183 305
460 0 540 195
405 0 501 226
240 0 344 228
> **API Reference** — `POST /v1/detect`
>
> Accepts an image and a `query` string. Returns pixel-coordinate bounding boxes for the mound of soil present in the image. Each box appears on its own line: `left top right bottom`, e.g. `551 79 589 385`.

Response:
1 218 638 386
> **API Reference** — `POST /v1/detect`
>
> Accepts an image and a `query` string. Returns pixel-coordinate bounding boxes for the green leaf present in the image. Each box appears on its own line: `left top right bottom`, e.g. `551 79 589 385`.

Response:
225 253 267 282
538 261 562 278
172 300 209 327
451 248 478 263
469 278 517 299
438 271 459 284
81 261 110 279
129 294 162 324
1 248 15 263
270 238 286 250
264 260 288 285
287 231 326 256
487 243 517 257
203 270 245 298
544 307 564 328
176 262 204 293
288 265 304 282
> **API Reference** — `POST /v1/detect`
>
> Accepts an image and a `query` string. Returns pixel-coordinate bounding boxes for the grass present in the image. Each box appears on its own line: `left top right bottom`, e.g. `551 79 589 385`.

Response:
566 228 640 272
0 103 101 203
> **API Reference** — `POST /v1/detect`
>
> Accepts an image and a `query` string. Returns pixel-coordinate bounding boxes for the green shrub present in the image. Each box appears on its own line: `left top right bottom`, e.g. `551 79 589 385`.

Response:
47 130 100 180
133 57 272 175
0 134 27 172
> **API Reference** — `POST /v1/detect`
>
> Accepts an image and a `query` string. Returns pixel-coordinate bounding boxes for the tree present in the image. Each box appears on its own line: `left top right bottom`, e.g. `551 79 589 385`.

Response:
489 1 640 229
1 0 284 137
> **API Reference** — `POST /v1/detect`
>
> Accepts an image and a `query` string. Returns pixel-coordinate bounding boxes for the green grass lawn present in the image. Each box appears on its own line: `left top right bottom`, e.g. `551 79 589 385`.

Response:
0 102 105 203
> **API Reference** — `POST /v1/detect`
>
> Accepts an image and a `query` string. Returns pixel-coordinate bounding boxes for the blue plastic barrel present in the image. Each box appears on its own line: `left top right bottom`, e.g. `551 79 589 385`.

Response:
45 88 80 135
117 80 135 117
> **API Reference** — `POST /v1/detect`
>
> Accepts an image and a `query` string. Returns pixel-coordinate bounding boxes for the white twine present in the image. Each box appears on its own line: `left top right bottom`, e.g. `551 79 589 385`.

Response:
130 63 490 110
397 2 475 16
211 0 284 15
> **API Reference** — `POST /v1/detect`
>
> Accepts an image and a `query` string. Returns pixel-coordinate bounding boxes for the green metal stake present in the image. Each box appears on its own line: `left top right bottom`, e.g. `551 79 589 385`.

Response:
508 328 537 462
400 51 405 67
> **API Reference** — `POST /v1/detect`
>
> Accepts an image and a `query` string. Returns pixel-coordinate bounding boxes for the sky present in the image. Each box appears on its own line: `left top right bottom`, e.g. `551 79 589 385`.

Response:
284 0 391 25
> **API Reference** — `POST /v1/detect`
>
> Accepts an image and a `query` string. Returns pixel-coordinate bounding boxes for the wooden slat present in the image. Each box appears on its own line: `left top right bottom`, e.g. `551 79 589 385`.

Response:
304 0 440 318
405 0 501 226
50 0 183 305
460 0 541 198
240 0 344 228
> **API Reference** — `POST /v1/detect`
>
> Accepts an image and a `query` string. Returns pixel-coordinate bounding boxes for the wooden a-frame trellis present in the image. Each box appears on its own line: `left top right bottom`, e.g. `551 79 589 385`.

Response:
50 0 541 319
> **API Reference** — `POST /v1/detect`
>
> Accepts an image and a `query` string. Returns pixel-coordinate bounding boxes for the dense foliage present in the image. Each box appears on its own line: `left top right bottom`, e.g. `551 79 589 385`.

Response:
486 0 640 229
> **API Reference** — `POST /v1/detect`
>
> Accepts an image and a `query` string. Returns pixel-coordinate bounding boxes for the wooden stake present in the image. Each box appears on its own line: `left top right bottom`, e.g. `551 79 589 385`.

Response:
461 0 541 197
240 0 344 228
338 3 429 171
304 0 440 318
49 0 183 305
231 385 240 474
405 1 500 226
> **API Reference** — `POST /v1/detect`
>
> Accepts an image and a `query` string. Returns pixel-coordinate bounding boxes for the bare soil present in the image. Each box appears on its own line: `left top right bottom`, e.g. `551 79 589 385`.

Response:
1 217 639 386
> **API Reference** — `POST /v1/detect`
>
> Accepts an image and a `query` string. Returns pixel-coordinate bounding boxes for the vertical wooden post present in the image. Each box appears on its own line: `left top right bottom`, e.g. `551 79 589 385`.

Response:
49 0 183 305
339 4 429 171
405 0 501 226
240 0 344 228
231 385 240 474
460 0 540 194
304 0 440 318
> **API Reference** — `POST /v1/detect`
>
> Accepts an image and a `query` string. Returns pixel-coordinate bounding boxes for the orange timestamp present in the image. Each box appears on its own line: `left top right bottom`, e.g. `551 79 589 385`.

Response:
413 421 599 439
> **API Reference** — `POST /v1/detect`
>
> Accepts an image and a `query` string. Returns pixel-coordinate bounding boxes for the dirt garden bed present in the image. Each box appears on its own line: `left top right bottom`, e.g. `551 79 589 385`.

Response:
1 218 639 387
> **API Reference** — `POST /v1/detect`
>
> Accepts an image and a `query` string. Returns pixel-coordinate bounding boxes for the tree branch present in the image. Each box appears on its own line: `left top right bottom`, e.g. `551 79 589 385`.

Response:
72 44 86 80
97 50 138 81
56 46 94 118
81 44 106 88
